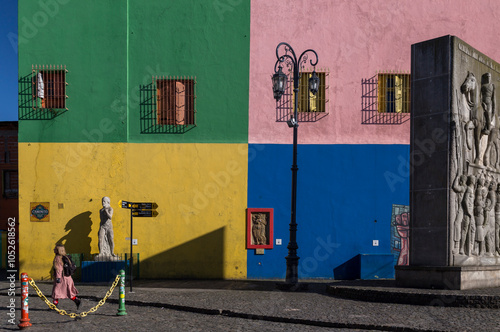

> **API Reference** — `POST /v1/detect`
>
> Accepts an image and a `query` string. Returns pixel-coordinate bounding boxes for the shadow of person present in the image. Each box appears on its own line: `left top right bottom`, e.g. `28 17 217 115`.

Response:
47 211 93 280
55 211 93 256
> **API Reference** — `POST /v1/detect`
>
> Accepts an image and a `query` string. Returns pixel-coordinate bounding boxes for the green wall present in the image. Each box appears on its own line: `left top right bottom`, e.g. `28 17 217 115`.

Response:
18 0 250 144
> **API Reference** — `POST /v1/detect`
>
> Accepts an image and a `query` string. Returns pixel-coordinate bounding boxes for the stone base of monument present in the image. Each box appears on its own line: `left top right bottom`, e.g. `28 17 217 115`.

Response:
81 260 127 282
395 265 500 290
94 254 121 262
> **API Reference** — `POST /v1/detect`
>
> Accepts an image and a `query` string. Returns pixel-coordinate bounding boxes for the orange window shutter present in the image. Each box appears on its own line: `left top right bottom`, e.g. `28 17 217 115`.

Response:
175 81 185 125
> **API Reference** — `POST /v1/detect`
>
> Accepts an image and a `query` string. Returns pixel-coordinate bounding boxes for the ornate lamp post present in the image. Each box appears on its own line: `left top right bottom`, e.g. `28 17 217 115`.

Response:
272 42 319 288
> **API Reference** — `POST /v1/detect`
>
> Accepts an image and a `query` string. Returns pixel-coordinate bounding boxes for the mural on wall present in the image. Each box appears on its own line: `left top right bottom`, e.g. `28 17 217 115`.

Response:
391 204 409 266
450 42 500 262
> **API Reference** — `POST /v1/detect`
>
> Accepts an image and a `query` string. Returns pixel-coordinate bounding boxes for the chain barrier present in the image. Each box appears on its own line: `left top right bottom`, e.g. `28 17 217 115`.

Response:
28 274 121 318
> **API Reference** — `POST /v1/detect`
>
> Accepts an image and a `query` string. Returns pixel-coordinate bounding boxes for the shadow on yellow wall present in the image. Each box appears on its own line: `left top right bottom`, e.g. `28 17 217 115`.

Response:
56 211 93 256
140 227 225 279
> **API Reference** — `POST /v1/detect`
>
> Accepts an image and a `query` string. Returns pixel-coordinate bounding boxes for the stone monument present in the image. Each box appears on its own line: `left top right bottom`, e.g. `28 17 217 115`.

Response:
396 35 500 289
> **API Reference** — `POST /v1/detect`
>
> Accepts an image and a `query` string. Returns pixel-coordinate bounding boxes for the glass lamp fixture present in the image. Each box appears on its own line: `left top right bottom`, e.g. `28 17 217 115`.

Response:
272 65 287 100
308 70 320 95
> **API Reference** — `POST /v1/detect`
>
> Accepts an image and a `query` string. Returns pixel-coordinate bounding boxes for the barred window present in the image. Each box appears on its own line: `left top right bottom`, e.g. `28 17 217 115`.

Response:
275 69 329 123
2 170 18 199
377 73 410 114
296 71 328 113
156 77 196 126
32 65 67 110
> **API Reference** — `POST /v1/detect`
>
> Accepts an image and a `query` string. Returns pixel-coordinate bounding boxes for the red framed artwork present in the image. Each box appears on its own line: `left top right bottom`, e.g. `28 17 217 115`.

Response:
246 208 274 249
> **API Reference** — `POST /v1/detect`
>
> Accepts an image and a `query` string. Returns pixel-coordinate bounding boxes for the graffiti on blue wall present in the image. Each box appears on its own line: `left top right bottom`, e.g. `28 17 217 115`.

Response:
390 204 410 266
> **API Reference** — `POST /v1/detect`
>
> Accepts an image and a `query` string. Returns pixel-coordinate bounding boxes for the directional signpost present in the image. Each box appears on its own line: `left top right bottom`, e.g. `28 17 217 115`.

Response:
120 200 159 292
132 209 159 217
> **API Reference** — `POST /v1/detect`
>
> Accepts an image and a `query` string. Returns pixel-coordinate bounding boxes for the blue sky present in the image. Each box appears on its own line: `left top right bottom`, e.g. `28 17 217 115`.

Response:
0 0 18 121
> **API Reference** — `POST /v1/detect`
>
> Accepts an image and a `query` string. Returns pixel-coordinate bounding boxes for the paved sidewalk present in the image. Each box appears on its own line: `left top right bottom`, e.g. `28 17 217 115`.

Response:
1 278 500 331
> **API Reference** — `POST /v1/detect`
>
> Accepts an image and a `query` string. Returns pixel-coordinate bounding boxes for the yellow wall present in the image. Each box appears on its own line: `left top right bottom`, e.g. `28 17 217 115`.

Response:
19 143 248 280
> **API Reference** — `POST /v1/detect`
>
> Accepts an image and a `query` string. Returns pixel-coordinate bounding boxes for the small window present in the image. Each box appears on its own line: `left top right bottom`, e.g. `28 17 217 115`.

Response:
377 73 410 114
32 65 67 111
2 170 18 199
275 69 329 123
296 71 327 113
156 77 196 126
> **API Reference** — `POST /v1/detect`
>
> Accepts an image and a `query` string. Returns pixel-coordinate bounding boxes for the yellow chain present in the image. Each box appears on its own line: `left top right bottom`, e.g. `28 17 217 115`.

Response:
28 274 121 318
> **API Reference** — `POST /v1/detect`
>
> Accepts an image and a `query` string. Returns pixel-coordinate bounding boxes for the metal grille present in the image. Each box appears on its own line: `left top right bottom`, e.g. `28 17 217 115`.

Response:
72 253 140 282
140 76 196 134
0 134 17 164
2 170 18 199
19 65 68 120
378 73 410 114
361 73 410 125
276 68 329 123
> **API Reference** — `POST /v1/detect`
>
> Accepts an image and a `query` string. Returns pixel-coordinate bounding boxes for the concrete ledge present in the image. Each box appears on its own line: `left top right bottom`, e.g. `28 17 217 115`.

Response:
395 265 500 290
326 284 500 308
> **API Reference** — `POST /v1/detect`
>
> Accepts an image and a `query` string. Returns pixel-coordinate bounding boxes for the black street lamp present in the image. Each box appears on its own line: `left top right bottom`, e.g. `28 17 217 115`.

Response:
272 42 319 289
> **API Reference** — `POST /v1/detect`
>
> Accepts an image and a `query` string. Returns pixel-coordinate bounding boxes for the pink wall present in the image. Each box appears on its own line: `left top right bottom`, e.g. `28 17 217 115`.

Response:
250 0 500 144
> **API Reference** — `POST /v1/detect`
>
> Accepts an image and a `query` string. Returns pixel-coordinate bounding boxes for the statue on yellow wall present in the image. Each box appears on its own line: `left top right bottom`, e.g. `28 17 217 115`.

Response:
95 197 117 260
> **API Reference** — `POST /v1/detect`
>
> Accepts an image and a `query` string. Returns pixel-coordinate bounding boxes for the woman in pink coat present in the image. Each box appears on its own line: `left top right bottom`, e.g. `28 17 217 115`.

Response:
51 244 80 309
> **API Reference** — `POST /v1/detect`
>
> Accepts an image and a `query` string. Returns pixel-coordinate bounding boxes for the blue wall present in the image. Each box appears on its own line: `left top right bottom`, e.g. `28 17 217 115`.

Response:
247 144 410 279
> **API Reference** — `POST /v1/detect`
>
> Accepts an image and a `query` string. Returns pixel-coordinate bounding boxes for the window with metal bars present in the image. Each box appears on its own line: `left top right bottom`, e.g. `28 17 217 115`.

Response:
2 170 18 199
297 71 327 113
275 69 329 123
377 73 410 114
155 76 196 126
32 65 68 111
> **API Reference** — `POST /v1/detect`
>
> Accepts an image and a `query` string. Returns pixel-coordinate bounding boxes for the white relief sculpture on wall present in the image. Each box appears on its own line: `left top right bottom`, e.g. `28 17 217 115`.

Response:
453 71 500 259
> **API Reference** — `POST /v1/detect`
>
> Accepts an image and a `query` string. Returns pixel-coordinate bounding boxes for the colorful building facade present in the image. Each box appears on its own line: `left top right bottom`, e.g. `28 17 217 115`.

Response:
18 0 500 280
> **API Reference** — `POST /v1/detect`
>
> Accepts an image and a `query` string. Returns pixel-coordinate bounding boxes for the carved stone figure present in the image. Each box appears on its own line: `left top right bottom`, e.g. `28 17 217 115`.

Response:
461 71 478 110
495 183 500 255
473 176 488 255
251 213 267 245
481 73 496 134
96 197 117 260
476 181 496 256
481 73 498 167
460 175 476 255
461 72 483 164
452 174 467 253
482 181 496 256
464 120 474 163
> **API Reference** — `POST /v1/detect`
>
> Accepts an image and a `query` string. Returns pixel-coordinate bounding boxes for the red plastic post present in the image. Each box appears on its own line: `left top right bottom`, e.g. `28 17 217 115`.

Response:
18 273 32 329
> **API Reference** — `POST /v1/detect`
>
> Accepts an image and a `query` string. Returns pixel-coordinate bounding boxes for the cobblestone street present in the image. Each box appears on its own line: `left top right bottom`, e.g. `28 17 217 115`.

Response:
1 279 500 331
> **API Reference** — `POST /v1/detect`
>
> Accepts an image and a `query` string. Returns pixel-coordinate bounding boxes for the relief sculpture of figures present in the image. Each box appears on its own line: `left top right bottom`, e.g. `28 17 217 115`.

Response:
460 175 476 255
456 71 500 259
251 213 267 245
452 174 467 254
